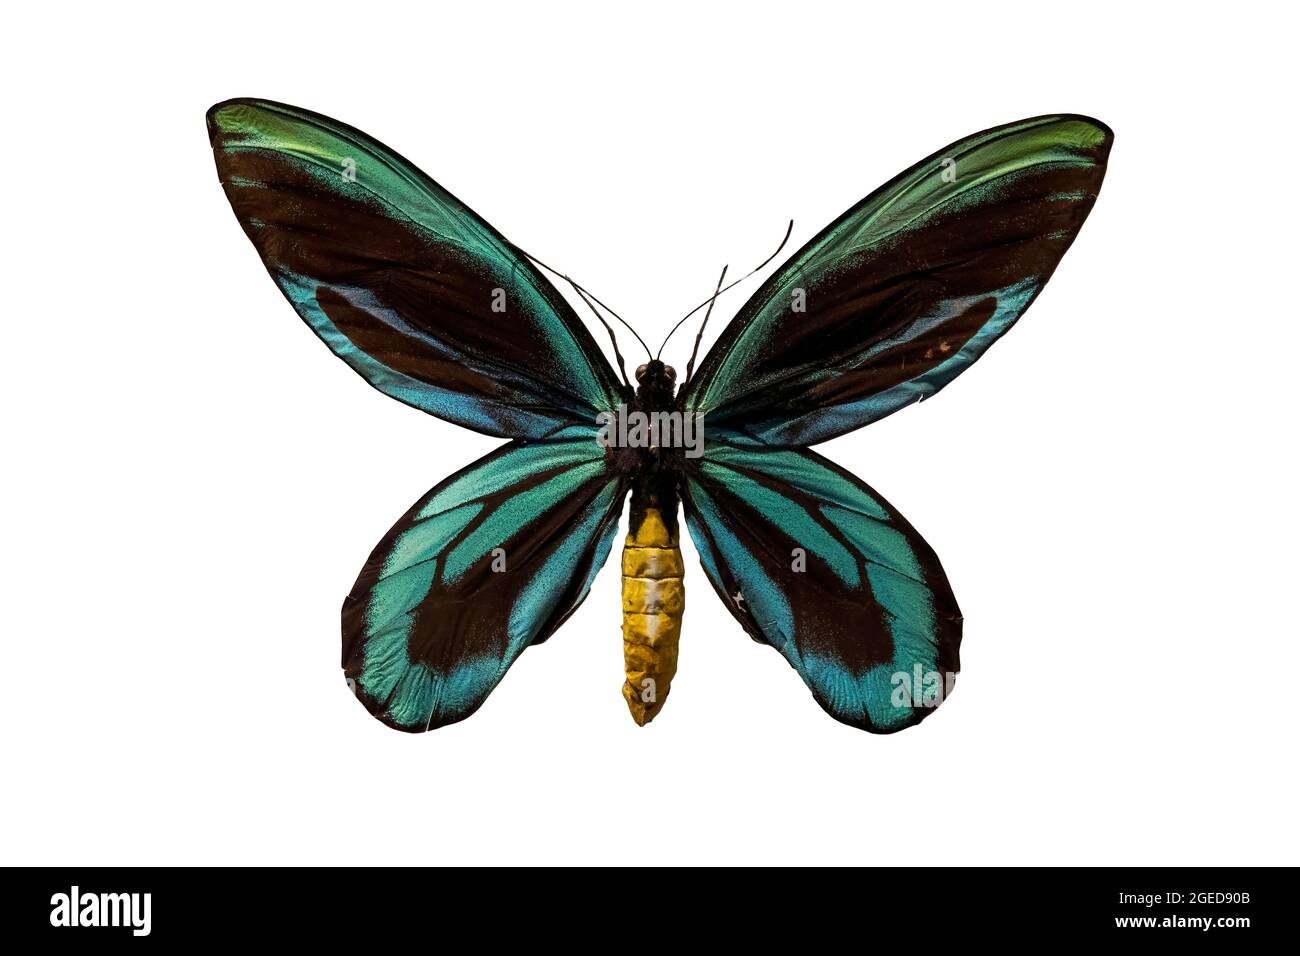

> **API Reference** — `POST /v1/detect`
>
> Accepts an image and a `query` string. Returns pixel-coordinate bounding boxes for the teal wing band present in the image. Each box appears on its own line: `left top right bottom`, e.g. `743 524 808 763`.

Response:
343 430 624 731
682 441 962 732
682 115 1112 446
208 99 625 438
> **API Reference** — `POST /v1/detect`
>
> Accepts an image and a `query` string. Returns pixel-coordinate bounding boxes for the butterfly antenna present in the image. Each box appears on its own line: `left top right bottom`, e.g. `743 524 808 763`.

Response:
569 280 633 391
656 219 794 362
513 244 653 381
685 265 728 384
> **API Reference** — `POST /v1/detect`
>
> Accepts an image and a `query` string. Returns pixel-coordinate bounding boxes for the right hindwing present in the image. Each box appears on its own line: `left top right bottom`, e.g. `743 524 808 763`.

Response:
682 441 961 732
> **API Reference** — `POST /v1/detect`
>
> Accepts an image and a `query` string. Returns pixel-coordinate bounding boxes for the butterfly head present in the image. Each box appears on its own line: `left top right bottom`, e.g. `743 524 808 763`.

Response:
635 360 677 403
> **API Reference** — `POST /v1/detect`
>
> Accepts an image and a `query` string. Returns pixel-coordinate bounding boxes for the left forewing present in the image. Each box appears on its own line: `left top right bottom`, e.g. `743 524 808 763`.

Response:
208 98 625 438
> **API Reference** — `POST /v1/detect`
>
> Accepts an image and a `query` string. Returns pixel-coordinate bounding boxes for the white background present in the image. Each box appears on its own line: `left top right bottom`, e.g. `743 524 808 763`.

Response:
4 2 1296 866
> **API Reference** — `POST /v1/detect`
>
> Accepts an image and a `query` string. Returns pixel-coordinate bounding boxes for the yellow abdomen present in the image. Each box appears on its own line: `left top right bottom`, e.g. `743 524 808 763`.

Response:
620 508 684 725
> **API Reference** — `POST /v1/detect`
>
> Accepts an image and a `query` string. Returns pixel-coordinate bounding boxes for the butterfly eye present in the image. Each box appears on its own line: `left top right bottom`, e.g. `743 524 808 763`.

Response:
663 365 677 382
635 364 648 381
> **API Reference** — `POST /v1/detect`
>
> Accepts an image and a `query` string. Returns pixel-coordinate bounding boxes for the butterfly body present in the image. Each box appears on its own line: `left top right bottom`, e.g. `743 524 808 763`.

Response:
208 100 1110 733
607 360 686 724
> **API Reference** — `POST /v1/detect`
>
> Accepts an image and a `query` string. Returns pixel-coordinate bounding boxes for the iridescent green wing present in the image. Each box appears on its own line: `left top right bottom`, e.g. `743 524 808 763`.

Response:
208 98 626 438
680 115 1112 445
682 441 961 732
344 428 625 731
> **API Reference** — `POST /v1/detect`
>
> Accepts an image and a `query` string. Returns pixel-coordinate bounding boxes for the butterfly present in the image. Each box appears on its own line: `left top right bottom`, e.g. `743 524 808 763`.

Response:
207 99 1111 733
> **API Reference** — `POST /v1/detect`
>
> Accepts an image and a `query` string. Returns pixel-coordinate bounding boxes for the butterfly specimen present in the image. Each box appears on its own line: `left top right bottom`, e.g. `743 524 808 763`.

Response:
207 99 1111 733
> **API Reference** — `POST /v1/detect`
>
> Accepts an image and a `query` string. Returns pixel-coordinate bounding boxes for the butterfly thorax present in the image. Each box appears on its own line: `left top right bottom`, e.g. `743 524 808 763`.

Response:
627 360 682 532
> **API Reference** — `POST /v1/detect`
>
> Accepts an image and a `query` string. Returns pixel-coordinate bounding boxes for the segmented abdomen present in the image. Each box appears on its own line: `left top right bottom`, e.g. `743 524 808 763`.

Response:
621 507 684 725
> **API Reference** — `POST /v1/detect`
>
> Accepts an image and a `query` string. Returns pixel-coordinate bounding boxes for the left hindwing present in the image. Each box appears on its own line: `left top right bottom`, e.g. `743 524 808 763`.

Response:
680 115 1112 445
343 429 625 732
681 441 961 732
